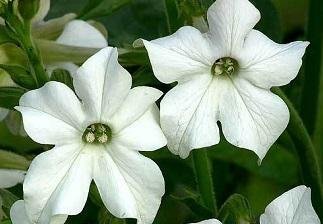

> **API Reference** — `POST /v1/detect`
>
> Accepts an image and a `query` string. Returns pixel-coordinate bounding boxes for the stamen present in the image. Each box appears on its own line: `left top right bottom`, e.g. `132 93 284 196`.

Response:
82 123 111 144
211 57 238 76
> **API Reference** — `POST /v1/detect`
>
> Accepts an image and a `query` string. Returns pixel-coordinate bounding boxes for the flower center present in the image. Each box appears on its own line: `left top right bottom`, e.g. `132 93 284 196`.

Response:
82 123 111 144
211 57 238 76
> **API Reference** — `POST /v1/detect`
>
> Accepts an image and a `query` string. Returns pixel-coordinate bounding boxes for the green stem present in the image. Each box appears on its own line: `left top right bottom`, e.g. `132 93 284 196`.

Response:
192 149 218 216
273 88 323 219
20 21 49 87
300 0 323 135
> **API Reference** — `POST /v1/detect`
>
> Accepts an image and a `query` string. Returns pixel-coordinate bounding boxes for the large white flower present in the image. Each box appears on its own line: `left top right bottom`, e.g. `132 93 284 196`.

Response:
260 185 320 224
10 47 167 224
136 0 309 160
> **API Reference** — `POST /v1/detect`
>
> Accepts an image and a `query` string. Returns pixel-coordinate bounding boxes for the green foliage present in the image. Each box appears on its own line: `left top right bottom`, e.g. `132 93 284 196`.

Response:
50 69 73 90
18 0 40 20
218 194 255 224
0 87 25 110
0 64 36 89
0 149 30 170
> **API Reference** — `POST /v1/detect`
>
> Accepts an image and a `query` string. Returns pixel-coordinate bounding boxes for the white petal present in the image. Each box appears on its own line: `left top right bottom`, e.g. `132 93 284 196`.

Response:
23 143 92 224
160 75 221 158
56 20 108 48
10 200 31 224
16 81 86 145
109 86 163 131
239 30 309 89
74 47 132 121
219 77 289 160
260 186 320 224
10 200 68 224
32 0 50 24
190 219 222 224
113 105 167 151
207 0 260 55
136 26 213 84
0 169 25 188
93 144 165 224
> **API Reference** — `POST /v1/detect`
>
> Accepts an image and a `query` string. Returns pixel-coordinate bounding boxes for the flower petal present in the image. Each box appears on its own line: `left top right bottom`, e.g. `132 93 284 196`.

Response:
16 82 85 145
93 144 164 224
190 219 222 224
56 20 108 48
207 0 260 55
239 30 309 89
136 26 213 84
260 186 320 224
32 0 50 24
109 86 163 131
10 200 68 224
113 104 167 151
10 200 32 224
0 169 25 188
74 47 131 121
160 75 221 158
219 77 289 160
23 143 92 224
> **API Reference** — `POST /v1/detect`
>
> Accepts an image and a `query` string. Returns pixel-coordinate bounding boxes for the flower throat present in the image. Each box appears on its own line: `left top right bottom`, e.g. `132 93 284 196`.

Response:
82 123 111 144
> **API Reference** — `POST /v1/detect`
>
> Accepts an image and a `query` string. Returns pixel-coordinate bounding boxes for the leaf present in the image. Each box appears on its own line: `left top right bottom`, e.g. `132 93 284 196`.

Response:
163 0 184 34
50 69 74 90
0 64 36 89
118 48 149 67
250 0 282 42
97 208 126 224
0 87 25 110
0 189 19 218
78 0 131 20
0 149 30 170
0 26 14 45
218 194 255 224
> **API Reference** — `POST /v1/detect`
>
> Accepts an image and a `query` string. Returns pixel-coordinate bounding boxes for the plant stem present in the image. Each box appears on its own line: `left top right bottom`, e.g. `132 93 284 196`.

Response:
192 149 218 216
300 0 323 135
20 21 49 87
273 88 323 219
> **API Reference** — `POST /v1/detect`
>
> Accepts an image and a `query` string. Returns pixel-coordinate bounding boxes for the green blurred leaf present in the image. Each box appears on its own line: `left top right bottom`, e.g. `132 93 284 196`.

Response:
164 0 184 34
18 0 40 20
50 69 73 90
251 0 282 42
0 189 19 218
0 26 14 45
118 48 149 67
0 149 30 170
97 208 126 224
78 0 131 20
0 87 25 110
218 194 255 224
0 64 36 89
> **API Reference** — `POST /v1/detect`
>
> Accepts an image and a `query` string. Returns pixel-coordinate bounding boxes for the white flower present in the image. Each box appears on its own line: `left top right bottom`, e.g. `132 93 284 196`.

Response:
0 169 25 220
260 185 320 224
10 47 167 224
136 0 309 160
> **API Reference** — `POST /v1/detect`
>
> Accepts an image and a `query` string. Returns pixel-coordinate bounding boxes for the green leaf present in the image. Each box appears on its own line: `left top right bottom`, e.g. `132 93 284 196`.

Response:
250 0 282 42
50 69 73 90
0 149 30 170
0 26 14 45
0 64 36 89
218 194 255 224
78 0 131 20
118 48 149 67
97 208 126 224
163 0 184 34
0 87 25 110
0 189 19 217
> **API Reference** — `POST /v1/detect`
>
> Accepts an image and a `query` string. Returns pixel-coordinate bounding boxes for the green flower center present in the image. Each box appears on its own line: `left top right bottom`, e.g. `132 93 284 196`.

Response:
82 123 111 144
211 57 238 76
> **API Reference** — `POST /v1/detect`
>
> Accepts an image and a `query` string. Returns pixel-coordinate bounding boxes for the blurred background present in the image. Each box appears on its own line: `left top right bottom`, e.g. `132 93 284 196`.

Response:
0 0 322 223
